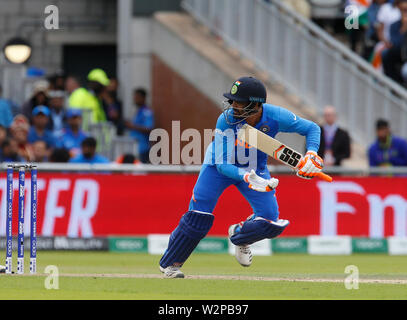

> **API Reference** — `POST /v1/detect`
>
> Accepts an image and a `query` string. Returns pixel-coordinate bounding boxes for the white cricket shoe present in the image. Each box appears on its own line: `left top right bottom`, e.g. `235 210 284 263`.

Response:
228 224 252 267
159 265 185 278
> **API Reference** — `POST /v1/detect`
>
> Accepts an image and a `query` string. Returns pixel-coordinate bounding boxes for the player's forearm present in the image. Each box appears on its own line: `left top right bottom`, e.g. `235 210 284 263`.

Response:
213 129 244 181
377 24 385 42
304 121 321 153
216 163 246 181
279 108 321 152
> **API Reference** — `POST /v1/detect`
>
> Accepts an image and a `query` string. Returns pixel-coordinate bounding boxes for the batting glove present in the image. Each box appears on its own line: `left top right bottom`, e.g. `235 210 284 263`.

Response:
244 169 279 192
296 151 324 180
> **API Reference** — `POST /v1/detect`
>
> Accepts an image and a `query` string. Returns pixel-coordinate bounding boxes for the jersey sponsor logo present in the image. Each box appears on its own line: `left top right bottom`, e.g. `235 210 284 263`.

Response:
235 138 254 149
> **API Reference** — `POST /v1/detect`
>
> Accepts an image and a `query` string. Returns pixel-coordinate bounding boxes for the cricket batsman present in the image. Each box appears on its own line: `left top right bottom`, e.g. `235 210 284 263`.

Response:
159 76 323 278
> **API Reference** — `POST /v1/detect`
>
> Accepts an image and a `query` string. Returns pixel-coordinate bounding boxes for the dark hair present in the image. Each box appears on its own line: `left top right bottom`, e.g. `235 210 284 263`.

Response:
134 88 147 97
47 72 65 81
395 0 407 6
376 119 389 130
48 72 66 90
1 138 11 149
81 136 97 148
88 81 104 94
122 154 136 163
49 148 70 163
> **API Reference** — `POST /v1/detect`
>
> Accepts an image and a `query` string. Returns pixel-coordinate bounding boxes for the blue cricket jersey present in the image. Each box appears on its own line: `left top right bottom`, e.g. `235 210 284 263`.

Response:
57 128 88 151
130 105 154 154
203 104 321 181
0 98 13 128
27 127 57 148
69 153 110 164
368 135 407 166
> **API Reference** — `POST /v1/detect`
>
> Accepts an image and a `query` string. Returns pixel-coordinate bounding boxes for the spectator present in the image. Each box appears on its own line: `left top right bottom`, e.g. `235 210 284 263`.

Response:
125 88 154 163
27 106 56 149
21 80 50 120
0 85 14 128
65 75 81 111
377 0 401 44
368 119 407 166
115 153 140 164
363 0 388 60
0 125 7 146
65 75 81 96
101 77 124 135
48 72 65 90
58 109 88 157
318 106 351 166
382 0 407 83
346 0 371 54
32 140 49 162
371 0 401 69
0 125 9 160
49 148 70 163
68 68 108 124
0 138 24 162
9 115 33 161
69 137 110 164
0 125 8 163
48 90 67 137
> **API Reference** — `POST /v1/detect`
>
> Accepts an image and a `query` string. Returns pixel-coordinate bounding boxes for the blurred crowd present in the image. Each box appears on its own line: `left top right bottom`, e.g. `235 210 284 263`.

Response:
1 71 406 167
0 69 155 165
266 0 407 86
346 0 407 85
263 0 407 167
318 105 407 167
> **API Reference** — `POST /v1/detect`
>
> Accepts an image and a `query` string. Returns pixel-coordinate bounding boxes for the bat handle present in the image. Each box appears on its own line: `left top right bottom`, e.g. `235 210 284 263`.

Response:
317 172 333 182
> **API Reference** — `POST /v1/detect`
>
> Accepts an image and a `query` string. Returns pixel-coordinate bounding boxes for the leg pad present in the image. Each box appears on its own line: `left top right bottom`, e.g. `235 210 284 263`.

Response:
230 217 289 246
159 211 214 268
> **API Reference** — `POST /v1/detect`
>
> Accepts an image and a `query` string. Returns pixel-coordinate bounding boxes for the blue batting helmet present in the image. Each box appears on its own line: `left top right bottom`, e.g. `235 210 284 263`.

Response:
223 76 267 103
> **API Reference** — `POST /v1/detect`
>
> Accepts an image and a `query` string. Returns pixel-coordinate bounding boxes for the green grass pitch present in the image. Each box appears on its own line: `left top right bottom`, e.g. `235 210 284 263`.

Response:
1 252 406 300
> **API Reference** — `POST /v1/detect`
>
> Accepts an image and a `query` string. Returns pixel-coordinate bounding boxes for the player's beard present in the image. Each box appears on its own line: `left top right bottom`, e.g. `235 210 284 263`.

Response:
222 100 257 125
83 151 94 159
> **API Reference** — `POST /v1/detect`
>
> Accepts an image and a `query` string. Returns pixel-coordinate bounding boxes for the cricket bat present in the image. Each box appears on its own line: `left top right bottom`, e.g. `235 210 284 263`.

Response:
237 124 333 182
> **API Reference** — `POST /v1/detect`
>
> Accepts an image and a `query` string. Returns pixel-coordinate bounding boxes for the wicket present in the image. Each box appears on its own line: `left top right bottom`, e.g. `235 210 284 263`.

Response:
5 164 37 274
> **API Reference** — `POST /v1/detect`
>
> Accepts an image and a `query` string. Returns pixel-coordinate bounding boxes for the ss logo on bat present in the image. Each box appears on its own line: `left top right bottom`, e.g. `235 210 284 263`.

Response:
279 147 302 167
